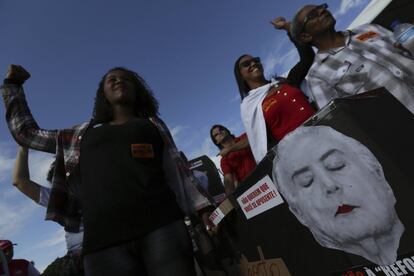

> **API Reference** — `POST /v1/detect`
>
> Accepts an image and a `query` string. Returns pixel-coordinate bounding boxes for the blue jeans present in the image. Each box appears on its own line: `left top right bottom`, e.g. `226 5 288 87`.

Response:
83 220 196 276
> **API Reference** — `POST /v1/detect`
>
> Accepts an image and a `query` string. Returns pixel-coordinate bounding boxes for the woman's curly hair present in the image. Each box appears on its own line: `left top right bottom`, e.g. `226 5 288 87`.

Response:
92 67 159 123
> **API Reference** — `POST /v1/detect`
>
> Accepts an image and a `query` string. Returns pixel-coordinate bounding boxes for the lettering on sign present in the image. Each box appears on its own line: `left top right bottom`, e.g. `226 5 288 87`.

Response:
239 246 291 276
331 252 414 276
237 176 284 219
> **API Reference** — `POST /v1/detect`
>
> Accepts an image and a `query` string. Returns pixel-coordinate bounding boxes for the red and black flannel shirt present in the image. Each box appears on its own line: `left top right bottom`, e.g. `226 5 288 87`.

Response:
2 83 211 232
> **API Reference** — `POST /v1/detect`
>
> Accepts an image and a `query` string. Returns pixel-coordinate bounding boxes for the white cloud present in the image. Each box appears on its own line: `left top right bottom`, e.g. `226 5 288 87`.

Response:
24 228 67 273
335 0 369 17
170 124 189 144
0 141 54 238
262 41 299 80
0 142 54 187
0 142 33 238
0 201 40 239
209 155 222 176
27 150 54 187
0 142 16 183
35 228 66 249
262 38 290 76
0 141 64 273
189 136 218 160
36 263 50 274
229 93 241 103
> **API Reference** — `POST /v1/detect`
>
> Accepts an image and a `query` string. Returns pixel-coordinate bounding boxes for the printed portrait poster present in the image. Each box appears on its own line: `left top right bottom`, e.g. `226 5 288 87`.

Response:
271 125 414 269
189 155 226 203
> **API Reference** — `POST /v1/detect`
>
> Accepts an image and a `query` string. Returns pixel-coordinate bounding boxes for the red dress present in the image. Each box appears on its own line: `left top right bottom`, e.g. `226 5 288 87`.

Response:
0 259 30 276
262 83 315 140
220 134 256 182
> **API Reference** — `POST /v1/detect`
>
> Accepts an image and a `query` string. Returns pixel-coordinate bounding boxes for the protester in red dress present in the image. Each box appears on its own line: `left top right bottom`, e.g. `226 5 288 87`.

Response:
210 125 256 195
0 240 40 276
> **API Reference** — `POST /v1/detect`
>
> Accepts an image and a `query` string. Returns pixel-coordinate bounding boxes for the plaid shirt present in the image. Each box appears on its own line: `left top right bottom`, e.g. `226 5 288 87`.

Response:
2 83 210 232
306 23 414 113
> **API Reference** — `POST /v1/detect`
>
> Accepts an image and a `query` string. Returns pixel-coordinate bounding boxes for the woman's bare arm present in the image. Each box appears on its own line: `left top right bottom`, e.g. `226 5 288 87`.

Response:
12 147 41 203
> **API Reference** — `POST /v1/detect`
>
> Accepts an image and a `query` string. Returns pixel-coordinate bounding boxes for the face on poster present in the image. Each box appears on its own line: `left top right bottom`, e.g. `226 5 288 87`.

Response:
272 126 405 266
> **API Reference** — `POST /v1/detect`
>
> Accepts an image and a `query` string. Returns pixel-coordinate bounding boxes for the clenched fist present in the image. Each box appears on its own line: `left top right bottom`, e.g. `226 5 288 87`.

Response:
6 65 31 84
271 17 291 31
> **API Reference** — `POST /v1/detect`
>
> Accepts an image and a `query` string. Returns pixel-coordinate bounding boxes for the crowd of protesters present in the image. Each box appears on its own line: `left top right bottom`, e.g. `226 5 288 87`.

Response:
1 3 414 276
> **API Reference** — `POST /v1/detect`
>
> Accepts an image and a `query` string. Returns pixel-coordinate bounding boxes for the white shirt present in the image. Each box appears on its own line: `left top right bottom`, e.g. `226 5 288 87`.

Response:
39 186 83 252
241 81 279 163
307 23 414 113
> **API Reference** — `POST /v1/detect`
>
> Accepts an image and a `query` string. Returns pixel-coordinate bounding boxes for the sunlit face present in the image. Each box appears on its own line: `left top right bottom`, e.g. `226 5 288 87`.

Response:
297 4 335 41
275 131 397 244
212 127 229 145
103 70 137 106
238 55 264 84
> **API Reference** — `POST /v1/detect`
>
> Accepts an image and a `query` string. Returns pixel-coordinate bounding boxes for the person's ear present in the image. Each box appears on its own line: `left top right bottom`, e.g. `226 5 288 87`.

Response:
299 33 312 44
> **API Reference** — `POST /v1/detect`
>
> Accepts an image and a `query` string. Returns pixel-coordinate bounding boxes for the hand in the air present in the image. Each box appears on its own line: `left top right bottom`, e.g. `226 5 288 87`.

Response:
6 65 31 84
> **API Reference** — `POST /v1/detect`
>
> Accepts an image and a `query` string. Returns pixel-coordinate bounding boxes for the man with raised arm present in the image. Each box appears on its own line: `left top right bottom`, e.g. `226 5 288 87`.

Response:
291 3 414 113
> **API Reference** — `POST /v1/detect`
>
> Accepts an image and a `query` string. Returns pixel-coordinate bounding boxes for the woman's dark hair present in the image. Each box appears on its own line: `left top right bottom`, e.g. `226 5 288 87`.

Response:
92 67 159 123
234 54 252 100
210 124 235 150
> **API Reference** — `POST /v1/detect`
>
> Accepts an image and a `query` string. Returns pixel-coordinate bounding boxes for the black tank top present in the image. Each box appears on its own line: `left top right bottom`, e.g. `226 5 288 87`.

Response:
80 118 182 254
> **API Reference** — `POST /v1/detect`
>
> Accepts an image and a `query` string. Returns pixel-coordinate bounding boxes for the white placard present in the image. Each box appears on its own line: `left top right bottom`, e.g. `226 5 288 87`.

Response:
236 175 284 219
209 207 225 226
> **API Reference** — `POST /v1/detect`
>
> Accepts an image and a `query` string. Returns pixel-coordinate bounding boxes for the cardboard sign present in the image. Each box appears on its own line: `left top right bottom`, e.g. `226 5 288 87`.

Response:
209 198 234 226
240 247 291 276
209 207 225 226
237 175 284 219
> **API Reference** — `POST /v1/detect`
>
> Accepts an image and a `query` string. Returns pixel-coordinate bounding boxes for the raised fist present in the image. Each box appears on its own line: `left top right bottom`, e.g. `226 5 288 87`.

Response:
271 17 290 31
6 65 31 84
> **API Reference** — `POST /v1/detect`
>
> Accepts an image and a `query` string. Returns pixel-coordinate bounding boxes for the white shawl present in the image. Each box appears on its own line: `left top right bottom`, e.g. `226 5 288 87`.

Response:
240 81 279 163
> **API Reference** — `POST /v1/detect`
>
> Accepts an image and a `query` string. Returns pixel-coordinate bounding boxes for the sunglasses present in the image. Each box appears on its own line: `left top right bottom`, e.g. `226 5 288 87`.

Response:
239 57 261 69
299 3 328 35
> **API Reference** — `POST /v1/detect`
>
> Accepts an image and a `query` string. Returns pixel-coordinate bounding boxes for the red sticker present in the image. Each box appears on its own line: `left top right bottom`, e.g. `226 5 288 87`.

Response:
356 31 378 42
262 97 278 113
131 144 154 158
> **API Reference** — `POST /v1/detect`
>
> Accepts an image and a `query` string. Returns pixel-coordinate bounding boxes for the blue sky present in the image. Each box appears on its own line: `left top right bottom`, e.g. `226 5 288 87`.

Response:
0 0 370 271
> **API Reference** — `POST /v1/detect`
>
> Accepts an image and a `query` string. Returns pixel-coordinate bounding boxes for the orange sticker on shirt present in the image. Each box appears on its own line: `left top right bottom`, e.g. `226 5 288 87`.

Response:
262 98 278 113
131 144 154 158
356 31 379 42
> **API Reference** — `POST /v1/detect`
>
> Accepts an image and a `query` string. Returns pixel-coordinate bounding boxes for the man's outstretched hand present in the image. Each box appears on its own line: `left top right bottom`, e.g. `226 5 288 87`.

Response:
271 17 291 32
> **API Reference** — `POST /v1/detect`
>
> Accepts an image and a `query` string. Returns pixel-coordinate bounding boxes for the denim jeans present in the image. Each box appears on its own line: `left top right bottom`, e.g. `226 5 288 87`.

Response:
83 220 196 276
